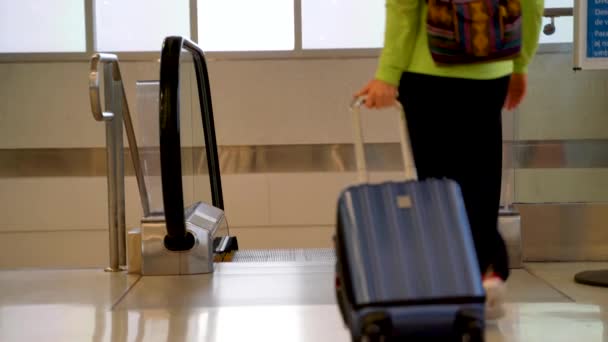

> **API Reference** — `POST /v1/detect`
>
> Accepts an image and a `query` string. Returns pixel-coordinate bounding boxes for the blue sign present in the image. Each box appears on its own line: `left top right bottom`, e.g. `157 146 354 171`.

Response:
588 0 608 58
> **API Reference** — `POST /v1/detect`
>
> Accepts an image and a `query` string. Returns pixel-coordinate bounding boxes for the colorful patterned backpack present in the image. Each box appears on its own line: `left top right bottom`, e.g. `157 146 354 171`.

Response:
426 0 522 64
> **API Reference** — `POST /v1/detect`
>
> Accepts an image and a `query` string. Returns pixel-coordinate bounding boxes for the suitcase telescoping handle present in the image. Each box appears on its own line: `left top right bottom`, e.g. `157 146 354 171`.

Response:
350 96 417 183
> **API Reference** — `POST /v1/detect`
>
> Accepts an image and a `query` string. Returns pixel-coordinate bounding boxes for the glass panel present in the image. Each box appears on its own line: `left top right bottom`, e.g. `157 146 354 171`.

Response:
540 0 574 44
136 50 213 215
95 0 190 52
540 16 573 44
0 0 86 53
183 50 213 207
197 0 294 51
136 80 164 214
179 51 198 209
302 0 385 49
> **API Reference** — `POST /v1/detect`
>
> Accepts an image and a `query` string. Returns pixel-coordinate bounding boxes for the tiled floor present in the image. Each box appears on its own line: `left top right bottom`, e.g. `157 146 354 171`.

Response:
0 262 607 342
526 262 608 305
0 269 139 308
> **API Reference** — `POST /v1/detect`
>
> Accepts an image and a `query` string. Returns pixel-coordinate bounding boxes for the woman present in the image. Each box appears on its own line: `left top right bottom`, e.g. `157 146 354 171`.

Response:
357 0 544 319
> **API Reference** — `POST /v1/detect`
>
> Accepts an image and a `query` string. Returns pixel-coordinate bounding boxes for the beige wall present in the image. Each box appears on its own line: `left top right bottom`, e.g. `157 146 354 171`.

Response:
1 50 608 268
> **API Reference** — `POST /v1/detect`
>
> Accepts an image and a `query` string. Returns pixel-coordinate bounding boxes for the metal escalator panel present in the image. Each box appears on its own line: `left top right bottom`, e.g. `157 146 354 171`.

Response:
230 248 336 263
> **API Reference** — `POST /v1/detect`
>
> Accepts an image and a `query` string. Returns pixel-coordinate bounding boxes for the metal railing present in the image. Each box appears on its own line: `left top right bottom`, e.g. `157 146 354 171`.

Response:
544 7 573 18
89 53 151 271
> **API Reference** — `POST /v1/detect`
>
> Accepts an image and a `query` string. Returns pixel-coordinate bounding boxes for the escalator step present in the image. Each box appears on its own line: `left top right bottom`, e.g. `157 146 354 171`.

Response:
230 248 336 263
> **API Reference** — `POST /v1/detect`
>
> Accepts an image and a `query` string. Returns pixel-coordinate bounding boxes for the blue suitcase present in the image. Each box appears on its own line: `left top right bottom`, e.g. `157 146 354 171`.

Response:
334 98 486 342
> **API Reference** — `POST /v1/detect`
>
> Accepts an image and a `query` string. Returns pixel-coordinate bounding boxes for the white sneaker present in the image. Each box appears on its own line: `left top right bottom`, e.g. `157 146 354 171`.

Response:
483 275 507 320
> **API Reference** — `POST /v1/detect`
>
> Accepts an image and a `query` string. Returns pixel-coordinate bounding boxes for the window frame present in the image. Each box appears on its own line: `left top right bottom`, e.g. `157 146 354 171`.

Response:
0 0 573 63
0 0 93 61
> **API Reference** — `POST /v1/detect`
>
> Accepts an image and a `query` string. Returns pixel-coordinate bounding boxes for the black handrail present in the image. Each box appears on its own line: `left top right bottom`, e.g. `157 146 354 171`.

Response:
159 36 224 251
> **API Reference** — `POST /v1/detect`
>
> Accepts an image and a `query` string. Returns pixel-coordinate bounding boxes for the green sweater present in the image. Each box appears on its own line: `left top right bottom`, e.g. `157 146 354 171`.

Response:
375 0 545 86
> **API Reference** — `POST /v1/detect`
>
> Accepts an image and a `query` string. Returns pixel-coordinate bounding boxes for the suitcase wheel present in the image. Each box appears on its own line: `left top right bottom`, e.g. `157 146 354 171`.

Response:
456 309 484 342
358 312 392 342
461 320 484 342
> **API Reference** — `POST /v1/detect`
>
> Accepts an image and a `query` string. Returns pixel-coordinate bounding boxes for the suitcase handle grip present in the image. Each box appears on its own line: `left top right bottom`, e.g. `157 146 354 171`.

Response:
349 96 417 183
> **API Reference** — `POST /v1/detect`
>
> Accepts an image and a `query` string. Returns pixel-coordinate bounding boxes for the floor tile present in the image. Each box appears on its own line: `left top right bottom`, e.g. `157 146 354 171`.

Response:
2 303 608 342
1 263 607 341
0 269 138 308
116 266 569 311
115 263 336 310
526 262 608 305
505 269 571 303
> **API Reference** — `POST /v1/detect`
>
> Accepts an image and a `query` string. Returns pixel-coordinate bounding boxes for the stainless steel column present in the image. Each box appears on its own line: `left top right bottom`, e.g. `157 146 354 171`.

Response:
112 69 127 268
90 53 151 272
102 63 126 271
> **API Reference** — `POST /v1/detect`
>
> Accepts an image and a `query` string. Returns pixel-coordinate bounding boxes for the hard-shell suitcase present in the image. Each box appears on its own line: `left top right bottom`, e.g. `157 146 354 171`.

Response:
334 97 486 342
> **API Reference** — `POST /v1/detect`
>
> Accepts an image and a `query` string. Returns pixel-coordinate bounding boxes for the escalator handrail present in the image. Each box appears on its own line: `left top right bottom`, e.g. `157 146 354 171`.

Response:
159 36 224 251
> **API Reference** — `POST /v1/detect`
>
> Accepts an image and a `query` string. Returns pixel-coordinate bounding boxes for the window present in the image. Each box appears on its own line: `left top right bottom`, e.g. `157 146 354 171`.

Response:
0 0 576 58
0 0 86 53
540 16 573 44
94 0 190 51
197 0 294 51
302 0 385 49
540 0 574 44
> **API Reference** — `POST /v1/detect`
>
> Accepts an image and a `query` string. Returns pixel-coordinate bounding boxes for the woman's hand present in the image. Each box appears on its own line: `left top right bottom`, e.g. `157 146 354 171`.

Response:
504 73 527 111
354 79 398 109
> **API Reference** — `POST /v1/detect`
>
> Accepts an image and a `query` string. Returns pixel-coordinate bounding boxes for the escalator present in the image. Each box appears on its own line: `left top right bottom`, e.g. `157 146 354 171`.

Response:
153 37 339 269
89 37 242 276
157 36 234 253
135 36 335 275
137 36 239 275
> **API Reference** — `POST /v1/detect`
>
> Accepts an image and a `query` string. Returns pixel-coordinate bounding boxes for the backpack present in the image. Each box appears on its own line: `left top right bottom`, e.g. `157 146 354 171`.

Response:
426 0 522 65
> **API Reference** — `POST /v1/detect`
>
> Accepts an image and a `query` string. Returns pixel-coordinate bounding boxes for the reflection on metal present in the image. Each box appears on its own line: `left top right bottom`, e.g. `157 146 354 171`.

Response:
3 140 608 177
499 211 522 269
517 203 608 261
127 228 142 275
513 140 608 169
0 148 107 177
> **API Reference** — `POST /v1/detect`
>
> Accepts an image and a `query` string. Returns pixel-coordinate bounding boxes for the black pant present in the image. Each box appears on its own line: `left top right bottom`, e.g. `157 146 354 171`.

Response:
398 72 511 281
